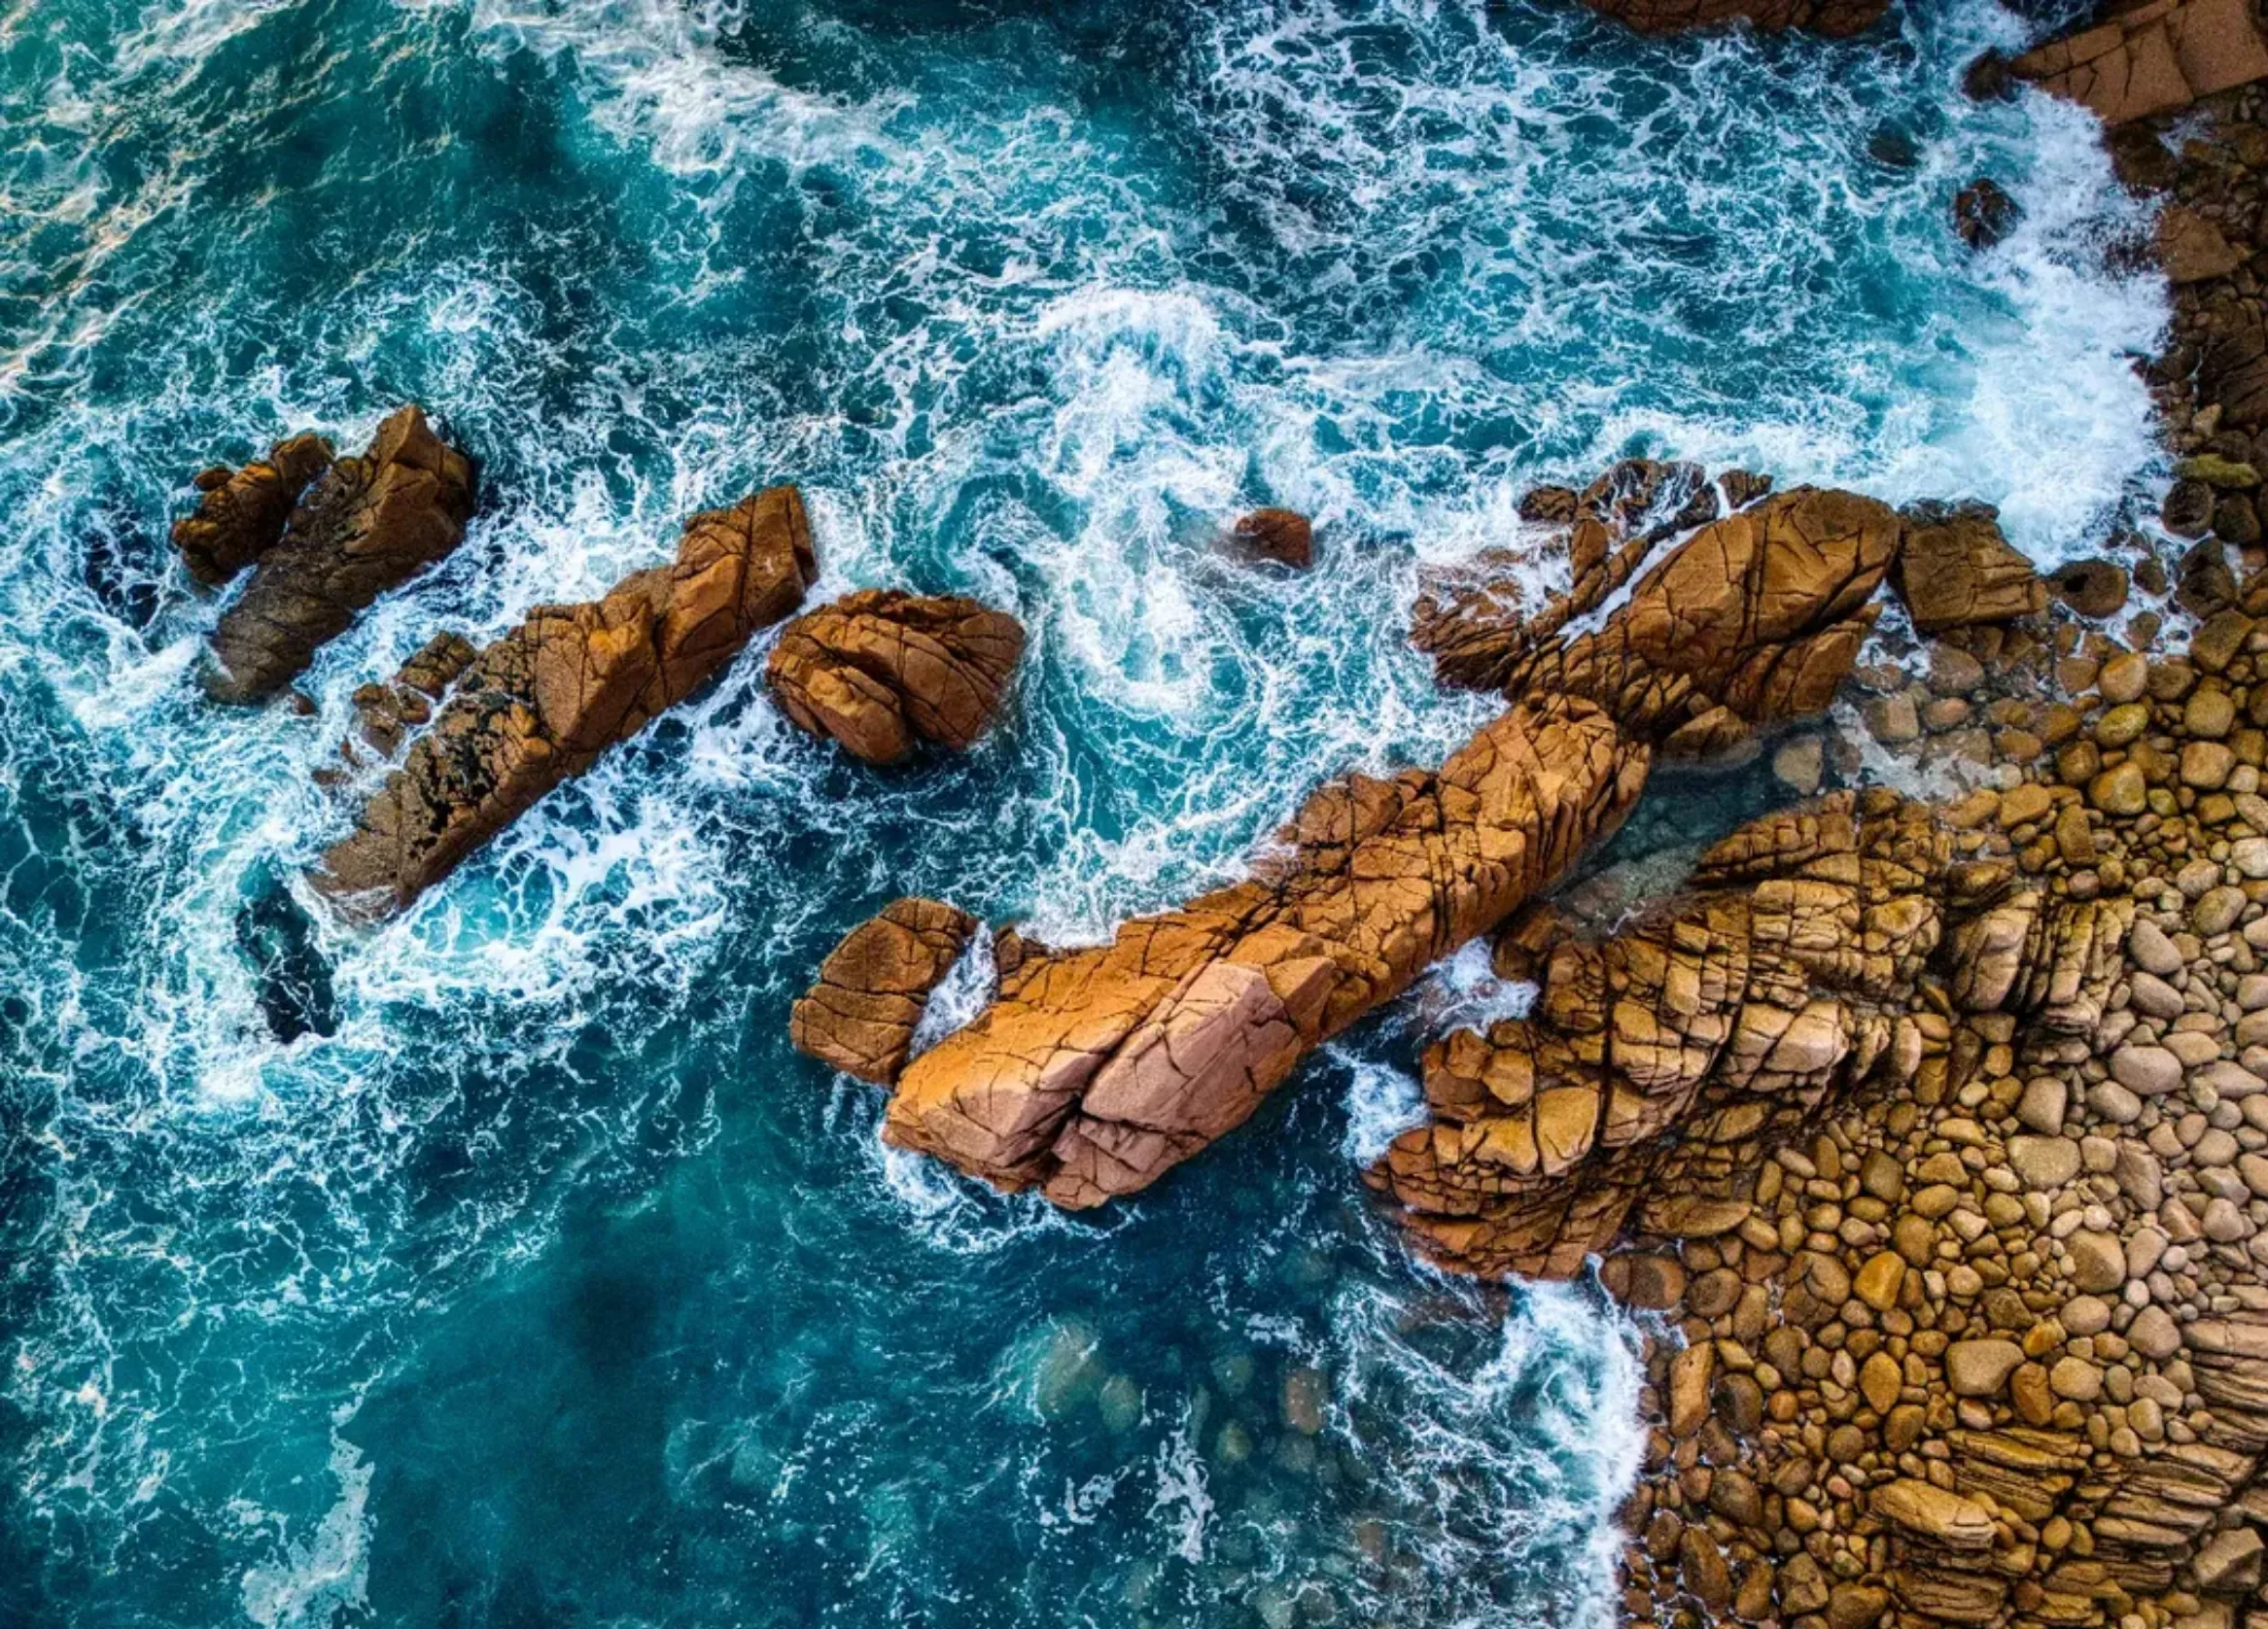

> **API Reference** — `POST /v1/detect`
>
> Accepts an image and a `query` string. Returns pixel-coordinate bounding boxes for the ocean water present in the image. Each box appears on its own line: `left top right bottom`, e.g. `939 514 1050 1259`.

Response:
0 0 2168 1623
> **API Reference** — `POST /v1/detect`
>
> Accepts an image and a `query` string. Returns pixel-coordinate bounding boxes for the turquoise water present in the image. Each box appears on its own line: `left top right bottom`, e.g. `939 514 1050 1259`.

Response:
0 0 2166 1623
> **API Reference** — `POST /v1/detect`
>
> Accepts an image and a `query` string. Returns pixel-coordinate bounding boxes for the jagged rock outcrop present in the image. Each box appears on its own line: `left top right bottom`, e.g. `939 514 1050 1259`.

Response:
1574 0 1885 35
766 591 1024 765
2012 0 2268 125
1891 502 2047 634
1368 789 2130 1277
1225 507 1313 570
315 486 814 916
886 693 1650 1206
790 897 979 1085
171 433 334 586
204 406 476 704
348 631 479 757
879 480 1905 1208
1418 479 1899 760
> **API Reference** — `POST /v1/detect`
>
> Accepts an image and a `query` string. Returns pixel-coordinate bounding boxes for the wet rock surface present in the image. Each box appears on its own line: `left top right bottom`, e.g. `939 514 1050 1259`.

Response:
316 486 814 916
766 590 1024 765
203 406 475 705
2013 0 2268 125
790 897 979 1085
1226 506 1315 570
877 476 1902 1209
170 432 334 587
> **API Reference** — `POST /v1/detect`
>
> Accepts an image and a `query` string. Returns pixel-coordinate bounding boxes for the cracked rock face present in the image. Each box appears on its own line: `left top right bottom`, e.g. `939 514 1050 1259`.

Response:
874 479 1907 1208
170 433 334 587
315 486 814 916
790 897 979 1085
1417 482 1902 760
204 406 476 704
1369 789 2131 1279
766 590 1024 764
1892 502 2048 635
884 692 1651 1206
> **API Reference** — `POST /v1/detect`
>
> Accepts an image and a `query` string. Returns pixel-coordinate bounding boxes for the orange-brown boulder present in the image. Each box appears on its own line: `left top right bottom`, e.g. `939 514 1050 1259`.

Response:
767 591 1023 764
347 631 479 758
315 486 815 916
880 478 1909 1208
205 406 476 704
2011 0 2268 124
1417 482 1902 757
790 898 980 1084
1226 507 1313 569
1890 502 2045 634
171 433 334 586
1369 790 2130 1278
884 692 1651 1206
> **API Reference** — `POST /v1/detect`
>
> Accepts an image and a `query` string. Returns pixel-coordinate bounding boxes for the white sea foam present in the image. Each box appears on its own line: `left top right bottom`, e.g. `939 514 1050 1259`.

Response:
237 1425 374 1629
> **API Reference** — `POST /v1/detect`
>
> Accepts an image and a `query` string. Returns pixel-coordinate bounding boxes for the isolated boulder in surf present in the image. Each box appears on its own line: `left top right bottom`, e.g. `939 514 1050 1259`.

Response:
790 897 980 1085
767 590 1024 765
315 485 816 917
1225 507 1314 570
171 433 335 587
1952 177 2020 250
204 406 476 704
1890 501 2045 634
882 482 1901 1209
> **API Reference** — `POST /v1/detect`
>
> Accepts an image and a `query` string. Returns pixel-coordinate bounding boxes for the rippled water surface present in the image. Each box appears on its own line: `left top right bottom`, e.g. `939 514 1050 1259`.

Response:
0 0 2166 1623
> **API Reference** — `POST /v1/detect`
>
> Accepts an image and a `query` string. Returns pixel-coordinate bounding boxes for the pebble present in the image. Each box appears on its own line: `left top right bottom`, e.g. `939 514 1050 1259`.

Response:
2129 919 2184 977
2111 1046 2183 1095
2069 1230 2127 1292
1944 1338 2025 1397
2008 1134 2080 1190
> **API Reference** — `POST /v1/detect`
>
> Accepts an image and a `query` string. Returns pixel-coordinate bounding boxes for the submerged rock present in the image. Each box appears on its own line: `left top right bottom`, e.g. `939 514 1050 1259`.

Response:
170 433 334 587
1952 178 2019 251
790 897 980 1085
236 864 337 1043
767 590 1024 765
204 406 475 704
315 486 815 916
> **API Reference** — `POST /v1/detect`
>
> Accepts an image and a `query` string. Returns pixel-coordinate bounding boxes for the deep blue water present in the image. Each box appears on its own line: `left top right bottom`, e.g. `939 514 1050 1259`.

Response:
0 0 2167 1624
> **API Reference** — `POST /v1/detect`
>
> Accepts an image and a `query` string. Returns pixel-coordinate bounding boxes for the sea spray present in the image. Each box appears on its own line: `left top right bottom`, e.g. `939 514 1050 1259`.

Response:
0 0 2170 1622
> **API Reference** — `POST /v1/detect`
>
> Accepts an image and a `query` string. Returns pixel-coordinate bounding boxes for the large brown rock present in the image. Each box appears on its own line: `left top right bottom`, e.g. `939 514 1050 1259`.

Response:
2012 0 2268 124
316 486 815 916
1891 502 2045 633
1576 0 1885 34
1226 507 1314 570
170 433 334 586
790 898 979 1085
885 692 1651 1206
204 406 476 704
1417 483 1901 760
881 480 1902 1208
767 591 1024 765
1368 790 2130 1277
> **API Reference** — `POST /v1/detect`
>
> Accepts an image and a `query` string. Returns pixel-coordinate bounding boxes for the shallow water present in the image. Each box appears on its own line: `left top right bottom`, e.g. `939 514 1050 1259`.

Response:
0 0 2167 1623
